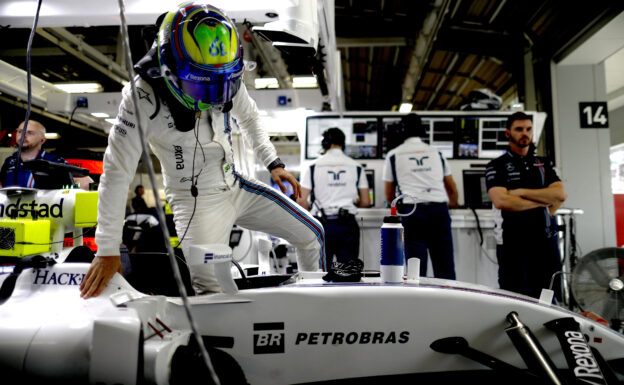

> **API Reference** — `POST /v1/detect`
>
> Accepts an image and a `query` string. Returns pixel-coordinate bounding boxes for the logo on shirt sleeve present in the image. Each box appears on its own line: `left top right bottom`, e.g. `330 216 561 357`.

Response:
137 87 153 105
173 145 184 170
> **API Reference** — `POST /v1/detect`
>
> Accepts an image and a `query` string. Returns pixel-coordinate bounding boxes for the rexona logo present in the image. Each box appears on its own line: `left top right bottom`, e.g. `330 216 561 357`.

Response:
253 322 285 354
564 331 606 384
295 331 409 346
33 269 85 286
173 145 184 170
0 198 64 218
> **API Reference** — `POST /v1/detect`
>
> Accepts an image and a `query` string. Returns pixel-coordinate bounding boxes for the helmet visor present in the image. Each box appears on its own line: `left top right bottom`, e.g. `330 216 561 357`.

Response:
176 61 243 105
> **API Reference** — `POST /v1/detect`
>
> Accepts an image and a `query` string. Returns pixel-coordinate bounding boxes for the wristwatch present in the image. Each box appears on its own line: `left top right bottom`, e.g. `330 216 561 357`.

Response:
267 158 286 171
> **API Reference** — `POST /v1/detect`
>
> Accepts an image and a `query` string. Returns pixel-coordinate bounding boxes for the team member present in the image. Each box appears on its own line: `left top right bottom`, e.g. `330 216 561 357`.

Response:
486 111 567 299
80 3 324 298
299 127 370 269
131 185 150 214
383 113 458 279
0 120 67 188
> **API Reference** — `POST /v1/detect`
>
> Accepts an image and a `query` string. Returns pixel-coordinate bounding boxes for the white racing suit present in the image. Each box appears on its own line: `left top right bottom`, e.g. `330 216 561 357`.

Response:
95 78 324 293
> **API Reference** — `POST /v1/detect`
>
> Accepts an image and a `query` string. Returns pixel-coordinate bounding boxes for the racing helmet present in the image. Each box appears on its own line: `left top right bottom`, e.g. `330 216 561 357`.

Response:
158 3 244 111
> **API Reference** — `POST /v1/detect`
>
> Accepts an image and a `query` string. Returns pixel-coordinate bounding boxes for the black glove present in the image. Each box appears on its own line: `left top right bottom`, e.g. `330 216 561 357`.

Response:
322 259 364 282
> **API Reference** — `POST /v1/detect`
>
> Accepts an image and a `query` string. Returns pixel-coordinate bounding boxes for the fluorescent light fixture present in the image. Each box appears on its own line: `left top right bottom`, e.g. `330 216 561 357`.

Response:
91 112 110 118
5 1 40 16
105 118 117 125
399 103 413 113
53 82 103 93
254 77 279 89
292 76 318 88
45 133 60 139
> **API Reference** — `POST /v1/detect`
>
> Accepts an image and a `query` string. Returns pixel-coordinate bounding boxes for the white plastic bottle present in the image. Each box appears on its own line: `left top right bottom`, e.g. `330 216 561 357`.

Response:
380 207 405 283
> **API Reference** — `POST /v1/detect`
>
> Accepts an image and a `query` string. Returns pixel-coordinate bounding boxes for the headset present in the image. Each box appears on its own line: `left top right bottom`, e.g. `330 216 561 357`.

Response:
399 114 425 140
321 131 332 151
321 127 345 151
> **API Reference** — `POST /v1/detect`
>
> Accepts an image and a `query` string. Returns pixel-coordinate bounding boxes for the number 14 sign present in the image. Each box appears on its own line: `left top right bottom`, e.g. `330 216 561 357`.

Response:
579 102 609 129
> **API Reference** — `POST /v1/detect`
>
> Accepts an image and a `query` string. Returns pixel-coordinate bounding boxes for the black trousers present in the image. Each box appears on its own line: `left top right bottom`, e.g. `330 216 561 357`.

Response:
496 234 562 300
323 215 360 269
401 203 456 279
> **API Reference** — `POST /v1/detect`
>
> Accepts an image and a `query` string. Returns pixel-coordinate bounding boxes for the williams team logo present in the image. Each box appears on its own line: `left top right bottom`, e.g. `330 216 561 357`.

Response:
253 322 285 354
327 170 346 180
409 156 429 166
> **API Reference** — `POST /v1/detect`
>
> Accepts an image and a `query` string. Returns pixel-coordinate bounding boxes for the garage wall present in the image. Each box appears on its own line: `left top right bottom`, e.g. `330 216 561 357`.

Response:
552 62 616 254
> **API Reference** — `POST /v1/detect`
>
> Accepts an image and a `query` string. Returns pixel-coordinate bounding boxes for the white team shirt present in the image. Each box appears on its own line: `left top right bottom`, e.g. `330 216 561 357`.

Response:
382 137 451 203
300 149 368 216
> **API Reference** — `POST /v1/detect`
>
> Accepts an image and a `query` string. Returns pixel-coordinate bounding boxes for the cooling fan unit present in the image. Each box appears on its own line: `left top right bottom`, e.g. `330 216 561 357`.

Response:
571 247 624 331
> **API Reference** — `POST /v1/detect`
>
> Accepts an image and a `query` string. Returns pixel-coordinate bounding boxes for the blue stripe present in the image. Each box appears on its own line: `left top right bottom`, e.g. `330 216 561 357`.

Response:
438 151 447 174
535 160 550 233
224 112 233 146
536 160 545 186
389 154 402 195
234 173 326 271
309 164 316 208
224 112 235 172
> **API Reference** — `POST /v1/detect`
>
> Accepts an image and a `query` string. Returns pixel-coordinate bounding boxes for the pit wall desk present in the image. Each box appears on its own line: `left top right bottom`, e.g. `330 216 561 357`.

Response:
355 208 499 288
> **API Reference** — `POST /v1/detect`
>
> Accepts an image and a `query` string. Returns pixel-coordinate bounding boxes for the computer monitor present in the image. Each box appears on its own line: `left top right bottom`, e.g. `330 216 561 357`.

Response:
306 116 381 160
462 168 492 209
455 117 480 159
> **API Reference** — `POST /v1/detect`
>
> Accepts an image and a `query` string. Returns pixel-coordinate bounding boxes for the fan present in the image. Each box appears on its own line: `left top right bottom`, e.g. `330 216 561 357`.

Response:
571 247 624 331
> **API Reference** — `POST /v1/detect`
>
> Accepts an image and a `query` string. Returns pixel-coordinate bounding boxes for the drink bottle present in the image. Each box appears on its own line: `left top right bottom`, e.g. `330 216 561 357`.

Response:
380 206 404 283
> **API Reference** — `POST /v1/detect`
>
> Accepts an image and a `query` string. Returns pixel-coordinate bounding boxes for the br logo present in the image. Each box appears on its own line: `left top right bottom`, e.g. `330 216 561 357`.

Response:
253 322 285 354
409 156 429 166
327 170 346 180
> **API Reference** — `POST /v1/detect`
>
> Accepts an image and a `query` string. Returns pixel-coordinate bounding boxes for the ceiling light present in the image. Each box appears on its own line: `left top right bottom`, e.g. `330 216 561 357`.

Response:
254 77 279 89
399 103 413 113
53 82 103 93
91 112 110 118
45 133 60 139
105 118 117 125
292 76 318 88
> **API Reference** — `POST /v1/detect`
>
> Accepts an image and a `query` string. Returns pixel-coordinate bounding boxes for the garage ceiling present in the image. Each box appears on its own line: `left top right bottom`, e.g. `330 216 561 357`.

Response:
335 0 623 111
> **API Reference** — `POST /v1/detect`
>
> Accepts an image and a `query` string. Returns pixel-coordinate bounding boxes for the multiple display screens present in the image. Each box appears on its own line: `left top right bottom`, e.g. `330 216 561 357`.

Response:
305 115 511 160
305 116 380 159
